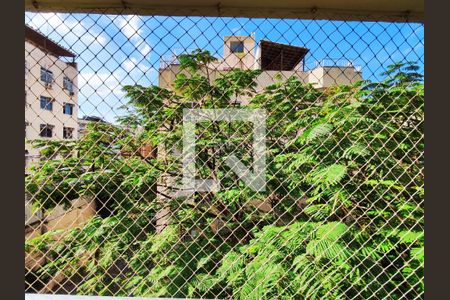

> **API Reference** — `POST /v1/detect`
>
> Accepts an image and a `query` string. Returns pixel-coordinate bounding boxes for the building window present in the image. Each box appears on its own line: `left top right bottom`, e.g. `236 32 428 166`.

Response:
230 41 244 53
40 67 53 84
63 103 74 115
63 76 74 93
39 124 54 138
63 127 74 139
40 96 53 111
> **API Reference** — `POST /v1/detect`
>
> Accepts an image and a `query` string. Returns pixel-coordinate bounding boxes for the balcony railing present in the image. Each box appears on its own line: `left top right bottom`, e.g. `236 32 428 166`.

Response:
312 58 362 72
161 52 362 74
160 54 179 69
160 48 201 69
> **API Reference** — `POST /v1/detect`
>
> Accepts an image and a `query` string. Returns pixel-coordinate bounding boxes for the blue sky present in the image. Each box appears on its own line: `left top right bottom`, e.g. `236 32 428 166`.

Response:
25 13 424 123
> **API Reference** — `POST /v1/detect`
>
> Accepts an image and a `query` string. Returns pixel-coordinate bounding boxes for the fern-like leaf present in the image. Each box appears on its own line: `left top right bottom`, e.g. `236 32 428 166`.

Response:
342 142 370 159
308 164 347 187
316 222 348 241
300 123 333 144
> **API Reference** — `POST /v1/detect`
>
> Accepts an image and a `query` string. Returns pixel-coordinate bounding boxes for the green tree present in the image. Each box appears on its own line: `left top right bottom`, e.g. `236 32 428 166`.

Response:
25 51 423 299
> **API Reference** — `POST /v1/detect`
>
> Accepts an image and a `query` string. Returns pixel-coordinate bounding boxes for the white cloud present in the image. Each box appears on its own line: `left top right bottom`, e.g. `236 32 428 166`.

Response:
26 12 109 49
115 15 142 40
78 64 155 99
78 34 104 47
96 35 107 45
122 58 137 72
77 67 157 123
138 43 151 57
26 13 64 34
78 71 124 98
113 15 152 57
122 56 151 73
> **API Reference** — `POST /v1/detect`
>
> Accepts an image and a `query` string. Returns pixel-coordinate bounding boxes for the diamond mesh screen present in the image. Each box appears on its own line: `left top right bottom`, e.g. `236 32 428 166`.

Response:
25 11 424 299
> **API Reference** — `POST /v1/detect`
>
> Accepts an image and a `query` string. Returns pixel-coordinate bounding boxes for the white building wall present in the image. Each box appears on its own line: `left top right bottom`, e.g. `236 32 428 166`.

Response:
321 66 363 87
159 65 361 95
208 35 257 70
25 41 79 161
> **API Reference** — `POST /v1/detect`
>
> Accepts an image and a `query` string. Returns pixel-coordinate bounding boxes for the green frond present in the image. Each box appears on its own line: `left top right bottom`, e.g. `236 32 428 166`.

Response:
303 204 332 219
397 230 424 244
301 123 333 144
307 164 347 187
316 222 349 241
342 142 370 159
410 246 424 265
306 239 352 262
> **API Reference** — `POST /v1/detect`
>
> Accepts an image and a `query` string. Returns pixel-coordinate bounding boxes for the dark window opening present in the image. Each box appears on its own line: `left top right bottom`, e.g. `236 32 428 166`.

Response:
40 67 53 84
63 76 74 93
63 103 74 115
40 96 53 111
230 41 244 53
63 127 74 139
39 124 54 138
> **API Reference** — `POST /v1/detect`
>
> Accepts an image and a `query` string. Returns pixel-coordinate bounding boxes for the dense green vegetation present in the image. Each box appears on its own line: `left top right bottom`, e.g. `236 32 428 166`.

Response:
25 51 424 299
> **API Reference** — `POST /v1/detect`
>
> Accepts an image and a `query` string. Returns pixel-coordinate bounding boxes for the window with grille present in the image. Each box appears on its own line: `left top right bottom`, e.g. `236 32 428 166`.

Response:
39 96 53 111
63 76 74 93
40 67 53 84
230 41 245 53
39 124 53 138
63 126 74 139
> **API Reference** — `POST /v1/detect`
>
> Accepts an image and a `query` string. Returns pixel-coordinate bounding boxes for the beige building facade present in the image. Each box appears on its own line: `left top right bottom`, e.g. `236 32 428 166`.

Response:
24 28 91 280
159 35 363 97
25 25 79 170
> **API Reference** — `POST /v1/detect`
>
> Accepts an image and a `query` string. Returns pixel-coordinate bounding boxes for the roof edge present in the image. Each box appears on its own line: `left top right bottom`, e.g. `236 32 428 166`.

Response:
24 1 423 23
25 25 76 58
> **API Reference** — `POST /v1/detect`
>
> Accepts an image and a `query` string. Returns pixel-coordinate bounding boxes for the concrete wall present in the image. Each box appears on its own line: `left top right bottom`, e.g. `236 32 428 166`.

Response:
320 66 363 87
255 70 309 88
25 197 96 270
25 40 79 159
159 64 362 96
159 64 220 90
307 67 324 87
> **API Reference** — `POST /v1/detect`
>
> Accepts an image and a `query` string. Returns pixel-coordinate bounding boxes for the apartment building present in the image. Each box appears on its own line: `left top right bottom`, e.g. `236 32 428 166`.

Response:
159 35 363 103
78 115 108 138
25 25 79 170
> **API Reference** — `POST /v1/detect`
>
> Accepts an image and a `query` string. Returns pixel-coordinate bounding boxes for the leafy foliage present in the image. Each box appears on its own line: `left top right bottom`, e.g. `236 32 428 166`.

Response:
25 51 423 298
